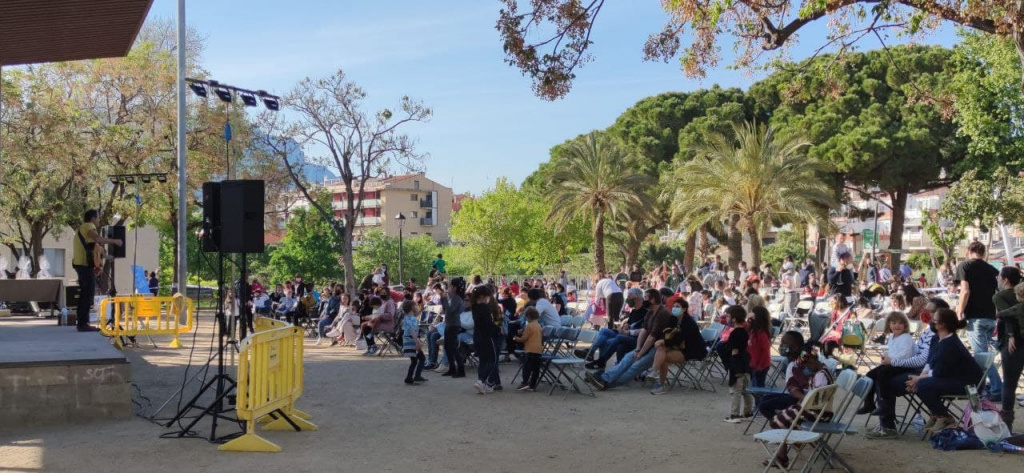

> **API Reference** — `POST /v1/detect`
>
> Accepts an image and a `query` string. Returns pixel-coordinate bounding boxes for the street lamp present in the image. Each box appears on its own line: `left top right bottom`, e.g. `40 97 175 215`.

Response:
396 213 407 286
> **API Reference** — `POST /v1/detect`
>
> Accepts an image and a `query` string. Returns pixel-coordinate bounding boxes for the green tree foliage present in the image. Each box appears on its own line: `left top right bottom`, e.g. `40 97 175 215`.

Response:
266 199 345 285
941 169 1024 230
671 122 834 269
952 31 1024 172
450 178 590 275
546 132 654 275
923 210 965 275
761 230 807 273
752 46 965 271
353 230 439 286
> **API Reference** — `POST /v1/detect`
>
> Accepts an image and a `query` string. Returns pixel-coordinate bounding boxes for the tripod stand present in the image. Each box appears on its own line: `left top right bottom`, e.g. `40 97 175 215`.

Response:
164 250 242 442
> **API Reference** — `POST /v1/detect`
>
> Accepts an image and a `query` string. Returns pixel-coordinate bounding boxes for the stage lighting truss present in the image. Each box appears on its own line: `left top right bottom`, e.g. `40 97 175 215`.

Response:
186 78 281 112
109 173 169 186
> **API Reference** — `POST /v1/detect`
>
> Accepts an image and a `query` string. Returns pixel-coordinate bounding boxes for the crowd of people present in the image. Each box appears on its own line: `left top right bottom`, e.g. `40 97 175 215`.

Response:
230 239 1021 466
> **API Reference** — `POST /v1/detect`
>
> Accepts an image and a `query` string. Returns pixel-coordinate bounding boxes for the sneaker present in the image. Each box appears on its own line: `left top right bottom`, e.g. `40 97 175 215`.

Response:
1017 392 1024 401
76 326 101 332
927 416 957 438
573 349 590 358
516 384 531 391
492 384 503 391
423 364 437 371
724 415 745 424
475 381 494 395
864 427 898 439
523 387 536 392
413 377 428 382
650 382 667 395
434 364 449 373
585 372 607 391
404 379 415 385
585 361 603 370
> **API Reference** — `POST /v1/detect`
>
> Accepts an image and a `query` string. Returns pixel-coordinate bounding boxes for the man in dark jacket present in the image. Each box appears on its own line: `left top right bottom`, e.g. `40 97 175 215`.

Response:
827 252 854 298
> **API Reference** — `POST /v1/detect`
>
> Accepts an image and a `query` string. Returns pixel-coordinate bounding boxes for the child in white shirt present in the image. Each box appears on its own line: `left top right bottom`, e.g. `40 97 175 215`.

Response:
885 311 914 360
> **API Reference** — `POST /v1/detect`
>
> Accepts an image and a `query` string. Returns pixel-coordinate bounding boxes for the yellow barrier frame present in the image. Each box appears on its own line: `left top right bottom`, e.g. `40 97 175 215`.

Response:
220 317 316 453
98 294 195 348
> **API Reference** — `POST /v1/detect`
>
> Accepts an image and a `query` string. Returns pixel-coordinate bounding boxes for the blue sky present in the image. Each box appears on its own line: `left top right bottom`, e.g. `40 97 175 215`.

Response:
148 0 959 194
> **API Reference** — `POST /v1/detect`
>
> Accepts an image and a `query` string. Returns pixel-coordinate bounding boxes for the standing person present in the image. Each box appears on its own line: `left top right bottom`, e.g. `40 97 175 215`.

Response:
148 270 159 296
401 300 427 384
899 261 913 283
827 253 855 298
955 241 1002 401
748 306 773 387
831 233 850 268
71 209 123 332
432 253 447 276
993 267 1024 430
594 274 624 327
514 307 543 392
471 285 503 394
442 278 467 378
723 306 754 423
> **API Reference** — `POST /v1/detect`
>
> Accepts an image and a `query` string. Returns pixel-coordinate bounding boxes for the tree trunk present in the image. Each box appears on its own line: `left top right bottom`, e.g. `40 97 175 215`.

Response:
888 189 909 272
697 224 710 260
341 223 356 294
30 225 45 278
727 214 743 273
747 226 761 269
683 233 696 274
593 210 606 275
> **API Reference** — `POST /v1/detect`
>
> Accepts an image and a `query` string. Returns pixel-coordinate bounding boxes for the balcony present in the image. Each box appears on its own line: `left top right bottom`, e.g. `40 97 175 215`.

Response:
356 216 381 227
332 198 380 210
419 197 434 208
420 217 434 226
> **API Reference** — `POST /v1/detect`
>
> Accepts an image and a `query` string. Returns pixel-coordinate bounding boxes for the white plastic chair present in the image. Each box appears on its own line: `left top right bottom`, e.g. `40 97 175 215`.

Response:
754 384 839 472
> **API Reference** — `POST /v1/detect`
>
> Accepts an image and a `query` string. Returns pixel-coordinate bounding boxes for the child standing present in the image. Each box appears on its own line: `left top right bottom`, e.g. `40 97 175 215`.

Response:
747 306 773 387
401 300 427 385
723 305 754 423
514 307 542 392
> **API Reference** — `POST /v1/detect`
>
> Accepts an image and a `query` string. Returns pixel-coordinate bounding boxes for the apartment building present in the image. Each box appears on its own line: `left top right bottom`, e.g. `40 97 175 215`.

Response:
322 172 454 244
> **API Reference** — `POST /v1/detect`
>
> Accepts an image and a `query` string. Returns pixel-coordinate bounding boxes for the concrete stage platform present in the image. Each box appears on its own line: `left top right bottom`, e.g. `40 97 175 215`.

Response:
0 317 131 428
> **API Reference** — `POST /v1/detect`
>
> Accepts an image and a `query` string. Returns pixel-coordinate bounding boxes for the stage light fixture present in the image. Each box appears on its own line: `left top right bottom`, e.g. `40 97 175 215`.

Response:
156 174 167 183
125 176 135 184
109 176 120 185
141 175 152 184
240 92 258 107
262 96 280 111
188 82 208 97
214 87 233 103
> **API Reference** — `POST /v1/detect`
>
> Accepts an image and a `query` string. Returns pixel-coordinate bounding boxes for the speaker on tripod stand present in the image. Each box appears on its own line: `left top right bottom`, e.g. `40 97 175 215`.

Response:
166 179 265 443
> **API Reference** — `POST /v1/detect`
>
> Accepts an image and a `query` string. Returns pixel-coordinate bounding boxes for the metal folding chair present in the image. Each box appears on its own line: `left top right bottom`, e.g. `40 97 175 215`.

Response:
805 376 873 473
548 329 596 399
754 385 839 472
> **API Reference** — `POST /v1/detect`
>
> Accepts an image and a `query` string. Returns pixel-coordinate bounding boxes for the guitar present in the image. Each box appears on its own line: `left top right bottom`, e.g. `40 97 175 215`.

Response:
92 237 106 276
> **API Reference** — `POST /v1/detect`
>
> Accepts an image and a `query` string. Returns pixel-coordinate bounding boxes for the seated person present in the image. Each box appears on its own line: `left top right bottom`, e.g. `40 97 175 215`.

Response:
856 311 916 414
905 308 984 438
327 299 362 346
585 289 672 390
251 289 271 315
756 331 809 420
764 344 835 469
584 288 647 369
274 291 296 320
359 296 394 355
315 289 343 342
649 298 707 395
864 301 941 439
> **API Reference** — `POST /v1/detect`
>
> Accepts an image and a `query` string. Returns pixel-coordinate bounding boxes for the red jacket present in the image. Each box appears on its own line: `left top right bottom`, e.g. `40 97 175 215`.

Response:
748 328 772 371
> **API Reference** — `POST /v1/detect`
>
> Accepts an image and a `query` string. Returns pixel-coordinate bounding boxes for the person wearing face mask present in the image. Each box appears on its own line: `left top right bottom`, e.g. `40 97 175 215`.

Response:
586 289 672 391
764 344 835 469
547 285 567 316
649 298 706 395
756 331 806 419
581 288 647 370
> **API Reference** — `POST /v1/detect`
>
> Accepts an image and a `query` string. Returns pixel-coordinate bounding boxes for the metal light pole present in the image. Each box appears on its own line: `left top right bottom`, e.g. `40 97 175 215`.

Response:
396 213 406 285
176 0 188 300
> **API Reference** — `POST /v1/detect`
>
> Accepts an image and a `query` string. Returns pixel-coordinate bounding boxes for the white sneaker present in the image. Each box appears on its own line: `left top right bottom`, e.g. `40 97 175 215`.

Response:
435 364 449 373
481 383 494 394
474 380 487 395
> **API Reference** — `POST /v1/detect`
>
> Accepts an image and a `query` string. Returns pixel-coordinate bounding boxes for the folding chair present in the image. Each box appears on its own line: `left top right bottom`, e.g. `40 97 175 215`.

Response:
559 315 572 326
754 384 839 472
548 329 595 399
375 314 405 357
672 328 722 392
510 325 558 385
569 315 585 328
744 361 791 435
897 352 995 437
805 377 873 473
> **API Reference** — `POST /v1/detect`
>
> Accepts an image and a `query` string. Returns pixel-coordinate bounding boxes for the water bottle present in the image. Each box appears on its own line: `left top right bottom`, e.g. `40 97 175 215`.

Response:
60 307 68 326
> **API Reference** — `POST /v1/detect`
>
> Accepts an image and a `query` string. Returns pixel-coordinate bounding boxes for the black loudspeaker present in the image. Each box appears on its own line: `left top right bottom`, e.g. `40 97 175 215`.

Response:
103 226 126 258
202 182 222 252
218 180 265 254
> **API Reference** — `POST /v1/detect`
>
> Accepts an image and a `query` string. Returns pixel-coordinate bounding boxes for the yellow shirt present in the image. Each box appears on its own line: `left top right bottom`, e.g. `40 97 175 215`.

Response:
72 222 97 267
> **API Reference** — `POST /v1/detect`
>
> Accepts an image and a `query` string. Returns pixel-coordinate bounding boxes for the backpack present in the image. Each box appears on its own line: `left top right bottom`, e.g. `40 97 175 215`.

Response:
841 321 865 347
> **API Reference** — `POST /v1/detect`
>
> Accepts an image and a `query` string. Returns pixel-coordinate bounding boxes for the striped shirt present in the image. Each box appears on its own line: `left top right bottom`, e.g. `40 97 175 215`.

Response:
892 326 935 369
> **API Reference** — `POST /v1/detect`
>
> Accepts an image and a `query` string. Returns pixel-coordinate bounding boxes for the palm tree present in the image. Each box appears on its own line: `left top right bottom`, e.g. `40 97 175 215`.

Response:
670 121 835 269
548 132 655 275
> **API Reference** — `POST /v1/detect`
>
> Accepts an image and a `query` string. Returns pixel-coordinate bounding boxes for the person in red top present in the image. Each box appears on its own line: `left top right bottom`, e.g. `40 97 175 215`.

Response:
509 280 520 297
748 306 773 387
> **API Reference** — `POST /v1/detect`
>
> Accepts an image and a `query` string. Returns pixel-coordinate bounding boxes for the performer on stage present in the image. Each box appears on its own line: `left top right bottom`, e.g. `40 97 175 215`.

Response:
72 209 123 332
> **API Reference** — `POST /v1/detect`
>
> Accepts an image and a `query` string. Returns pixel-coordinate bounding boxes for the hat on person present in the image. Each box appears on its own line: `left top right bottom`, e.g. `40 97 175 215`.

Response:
627 287 644 299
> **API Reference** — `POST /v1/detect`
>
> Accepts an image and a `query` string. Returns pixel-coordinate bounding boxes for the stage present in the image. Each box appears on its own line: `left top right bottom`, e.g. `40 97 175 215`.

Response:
0 317 131 428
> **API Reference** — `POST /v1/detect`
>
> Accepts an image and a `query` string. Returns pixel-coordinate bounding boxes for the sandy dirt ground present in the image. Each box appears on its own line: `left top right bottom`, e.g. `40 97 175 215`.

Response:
1 316 1021 473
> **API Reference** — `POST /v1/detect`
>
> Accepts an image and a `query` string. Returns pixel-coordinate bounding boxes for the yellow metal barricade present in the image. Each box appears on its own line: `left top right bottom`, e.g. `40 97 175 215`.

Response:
98 294 195 348
220 317 316 453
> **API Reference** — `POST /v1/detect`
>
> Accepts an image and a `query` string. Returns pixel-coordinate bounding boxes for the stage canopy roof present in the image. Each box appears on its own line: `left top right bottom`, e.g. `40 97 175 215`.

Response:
0 0 154 66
